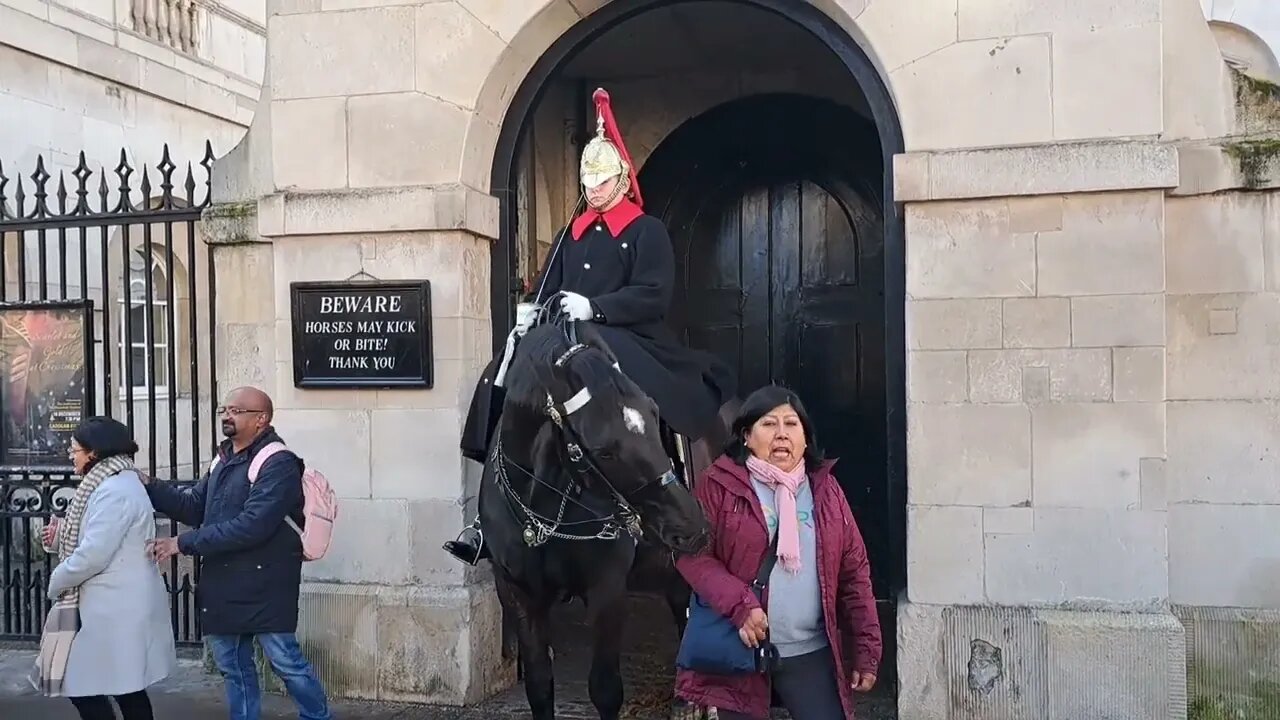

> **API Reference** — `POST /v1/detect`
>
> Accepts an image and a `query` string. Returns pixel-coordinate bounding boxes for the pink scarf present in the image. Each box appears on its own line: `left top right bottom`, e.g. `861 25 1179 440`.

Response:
746 455 807 574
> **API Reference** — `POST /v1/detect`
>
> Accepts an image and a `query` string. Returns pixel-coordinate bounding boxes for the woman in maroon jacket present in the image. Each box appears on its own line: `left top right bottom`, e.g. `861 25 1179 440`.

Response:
674 385 882 719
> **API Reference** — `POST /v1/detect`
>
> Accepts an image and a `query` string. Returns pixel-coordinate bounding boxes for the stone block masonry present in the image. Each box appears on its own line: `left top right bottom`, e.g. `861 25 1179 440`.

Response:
904 187 1177 717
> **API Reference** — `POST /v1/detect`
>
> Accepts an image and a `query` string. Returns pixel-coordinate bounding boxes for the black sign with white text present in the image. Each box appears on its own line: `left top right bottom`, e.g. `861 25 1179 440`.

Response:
290 281 432 389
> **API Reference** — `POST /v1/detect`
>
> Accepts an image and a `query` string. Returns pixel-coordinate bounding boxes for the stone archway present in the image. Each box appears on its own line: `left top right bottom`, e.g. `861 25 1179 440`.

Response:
479 0 906 711
478 0 903 341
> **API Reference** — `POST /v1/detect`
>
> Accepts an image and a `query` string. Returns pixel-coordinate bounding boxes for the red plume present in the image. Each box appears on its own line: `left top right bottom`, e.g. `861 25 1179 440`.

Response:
592 88 643 209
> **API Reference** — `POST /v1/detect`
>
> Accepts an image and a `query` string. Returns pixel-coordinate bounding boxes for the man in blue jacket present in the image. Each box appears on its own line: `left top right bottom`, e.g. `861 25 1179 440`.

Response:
146 386 330 720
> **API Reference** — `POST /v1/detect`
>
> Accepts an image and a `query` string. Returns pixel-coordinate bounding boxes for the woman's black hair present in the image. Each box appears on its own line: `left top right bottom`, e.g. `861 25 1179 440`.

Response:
723 385 825 472
73 416 139 472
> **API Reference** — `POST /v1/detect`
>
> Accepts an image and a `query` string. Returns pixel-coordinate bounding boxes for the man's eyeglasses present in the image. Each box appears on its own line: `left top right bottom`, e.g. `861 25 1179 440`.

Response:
217 406 266 417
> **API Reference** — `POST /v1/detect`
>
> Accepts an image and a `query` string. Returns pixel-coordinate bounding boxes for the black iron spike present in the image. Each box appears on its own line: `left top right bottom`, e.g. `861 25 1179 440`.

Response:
14 175 26 219
0 158 9 221
140 166 152 210
184 161 196 206
199 140 214 207
114 149 135 212
31 155 51 219
158 144 176 210
72 151 92 215
56 171 68 215
97 168 109 214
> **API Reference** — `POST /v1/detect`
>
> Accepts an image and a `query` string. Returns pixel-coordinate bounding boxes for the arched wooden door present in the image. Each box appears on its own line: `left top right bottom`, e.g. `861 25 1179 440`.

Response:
641 94 893 601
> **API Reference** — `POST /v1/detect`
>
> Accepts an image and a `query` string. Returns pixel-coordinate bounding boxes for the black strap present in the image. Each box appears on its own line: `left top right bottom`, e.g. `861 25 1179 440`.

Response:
751 531 782 595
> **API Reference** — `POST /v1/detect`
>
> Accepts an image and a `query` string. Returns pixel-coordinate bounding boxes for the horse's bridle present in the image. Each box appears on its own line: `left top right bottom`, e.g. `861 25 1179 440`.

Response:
494 336 680 547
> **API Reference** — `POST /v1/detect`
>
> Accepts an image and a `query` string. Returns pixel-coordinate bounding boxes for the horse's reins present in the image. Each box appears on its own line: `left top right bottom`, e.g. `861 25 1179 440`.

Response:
493 324 679 547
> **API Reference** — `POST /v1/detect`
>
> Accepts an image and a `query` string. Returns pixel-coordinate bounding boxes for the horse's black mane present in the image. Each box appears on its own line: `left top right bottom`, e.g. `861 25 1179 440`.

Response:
504 323 631 414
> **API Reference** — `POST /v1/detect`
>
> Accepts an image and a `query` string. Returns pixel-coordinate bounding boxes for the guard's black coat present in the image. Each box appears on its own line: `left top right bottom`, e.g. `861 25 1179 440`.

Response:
462 214 736 462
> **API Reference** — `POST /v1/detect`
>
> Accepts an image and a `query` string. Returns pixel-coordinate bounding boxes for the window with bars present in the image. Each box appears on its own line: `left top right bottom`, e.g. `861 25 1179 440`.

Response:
119 248 171 396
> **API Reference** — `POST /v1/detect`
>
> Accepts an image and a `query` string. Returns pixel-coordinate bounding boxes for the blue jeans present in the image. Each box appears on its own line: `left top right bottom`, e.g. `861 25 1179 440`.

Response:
207 633 331 720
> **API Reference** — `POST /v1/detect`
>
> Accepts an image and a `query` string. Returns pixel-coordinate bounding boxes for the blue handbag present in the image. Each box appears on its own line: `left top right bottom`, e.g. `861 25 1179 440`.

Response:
676 532 781 675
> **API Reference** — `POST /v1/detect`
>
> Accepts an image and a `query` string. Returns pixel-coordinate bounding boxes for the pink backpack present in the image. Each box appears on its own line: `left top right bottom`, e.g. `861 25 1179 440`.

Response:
210 442 337 561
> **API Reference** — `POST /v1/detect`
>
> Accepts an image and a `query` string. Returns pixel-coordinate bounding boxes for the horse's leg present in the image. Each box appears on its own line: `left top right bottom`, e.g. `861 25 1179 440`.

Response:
496 575 556 720
518 611 556 720
586 572 629 720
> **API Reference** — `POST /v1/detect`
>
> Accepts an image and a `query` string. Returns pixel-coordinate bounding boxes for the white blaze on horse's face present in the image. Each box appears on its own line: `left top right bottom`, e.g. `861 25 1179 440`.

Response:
622 406 646 435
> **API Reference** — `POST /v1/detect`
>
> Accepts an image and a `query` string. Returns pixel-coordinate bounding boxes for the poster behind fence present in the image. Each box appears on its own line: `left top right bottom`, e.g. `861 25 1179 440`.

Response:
0 304 91 467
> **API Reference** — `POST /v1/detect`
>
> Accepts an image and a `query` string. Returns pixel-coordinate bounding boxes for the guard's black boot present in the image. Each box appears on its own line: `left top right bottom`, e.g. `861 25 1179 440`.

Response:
443 526 489 565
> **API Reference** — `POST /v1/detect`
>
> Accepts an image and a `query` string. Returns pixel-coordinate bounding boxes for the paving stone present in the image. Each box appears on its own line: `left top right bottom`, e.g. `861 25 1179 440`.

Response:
0 594 898 719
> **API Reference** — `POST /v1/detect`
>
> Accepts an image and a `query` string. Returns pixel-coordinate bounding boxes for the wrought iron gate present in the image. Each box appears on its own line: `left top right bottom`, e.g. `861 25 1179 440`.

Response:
0 143 220 645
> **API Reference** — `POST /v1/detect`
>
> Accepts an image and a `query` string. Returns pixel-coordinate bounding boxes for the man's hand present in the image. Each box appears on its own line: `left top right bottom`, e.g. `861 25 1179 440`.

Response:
851 671 877 692
559 292 593 321
148 536 181 563
737 608 769 648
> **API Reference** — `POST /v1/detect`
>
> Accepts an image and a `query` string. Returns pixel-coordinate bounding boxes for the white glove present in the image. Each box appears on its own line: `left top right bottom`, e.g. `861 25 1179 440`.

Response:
559 292 594 321
514 302 538 335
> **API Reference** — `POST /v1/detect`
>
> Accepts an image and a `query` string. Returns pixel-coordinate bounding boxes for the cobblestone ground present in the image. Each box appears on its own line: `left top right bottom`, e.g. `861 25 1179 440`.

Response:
472 593 896 720
0 594 897 719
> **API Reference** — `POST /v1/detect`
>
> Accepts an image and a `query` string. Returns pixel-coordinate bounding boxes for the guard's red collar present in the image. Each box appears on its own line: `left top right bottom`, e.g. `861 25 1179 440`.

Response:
570 199 643 240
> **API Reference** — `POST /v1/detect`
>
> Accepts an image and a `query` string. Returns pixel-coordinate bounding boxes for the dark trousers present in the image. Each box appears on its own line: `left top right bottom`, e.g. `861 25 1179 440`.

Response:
69 690 153 720
717 647 846 720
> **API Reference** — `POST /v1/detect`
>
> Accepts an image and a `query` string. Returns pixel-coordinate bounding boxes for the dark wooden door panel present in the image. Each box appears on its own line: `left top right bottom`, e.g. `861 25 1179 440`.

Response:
641 94 892 599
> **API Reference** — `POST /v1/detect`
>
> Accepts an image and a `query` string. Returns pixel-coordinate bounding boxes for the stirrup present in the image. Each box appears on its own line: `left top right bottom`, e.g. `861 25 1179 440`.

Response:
442 521 486 566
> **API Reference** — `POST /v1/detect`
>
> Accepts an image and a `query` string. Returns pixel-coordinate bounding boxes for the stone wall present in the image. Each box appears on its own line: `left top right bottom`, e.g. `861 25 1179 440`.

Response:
204 183 510 702
1164 71 1280 715
894 56 1280 720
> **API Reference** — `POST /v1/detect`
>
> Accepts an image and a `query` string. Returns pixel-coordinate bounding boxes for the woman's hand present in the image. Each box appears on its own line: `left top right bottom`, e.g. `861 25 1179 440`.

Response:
41 518 59 549
737 608 768 648
851 670 877 692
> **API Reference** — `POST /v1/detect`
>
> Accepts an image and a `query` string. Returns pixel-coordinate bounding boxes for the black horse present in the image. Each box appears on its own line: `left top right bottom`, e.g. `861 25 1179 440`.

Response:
477 317 712 720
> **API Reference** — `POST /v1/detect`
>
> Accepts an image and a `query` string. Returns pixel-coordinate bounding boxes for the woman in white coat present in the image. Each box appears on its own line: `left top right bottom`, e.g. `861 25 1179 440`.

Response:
31 416 176 720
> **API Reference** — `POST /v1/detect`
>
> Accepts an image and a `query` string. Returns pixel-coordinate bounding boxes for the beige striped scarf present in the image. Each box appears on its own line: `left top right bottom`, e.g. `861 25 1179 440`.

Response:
30 454 134 697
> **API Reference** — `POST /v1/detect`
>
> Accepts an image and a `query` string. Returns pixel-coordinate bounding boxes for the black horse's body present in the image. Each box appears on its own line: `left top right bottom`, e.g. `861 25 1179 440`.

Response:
477 319 723 720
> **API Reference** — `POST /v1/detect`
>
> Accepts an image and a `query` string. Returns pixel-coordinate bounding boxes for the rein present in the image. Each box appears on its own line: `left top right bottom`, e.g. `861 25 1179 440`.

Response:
492 319 678 547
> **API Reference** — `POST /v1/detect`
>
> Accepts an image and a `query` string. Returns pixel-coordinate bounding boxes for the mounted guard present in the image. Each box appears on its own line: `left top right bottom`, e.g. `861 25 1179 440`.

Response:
447 88 736 566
